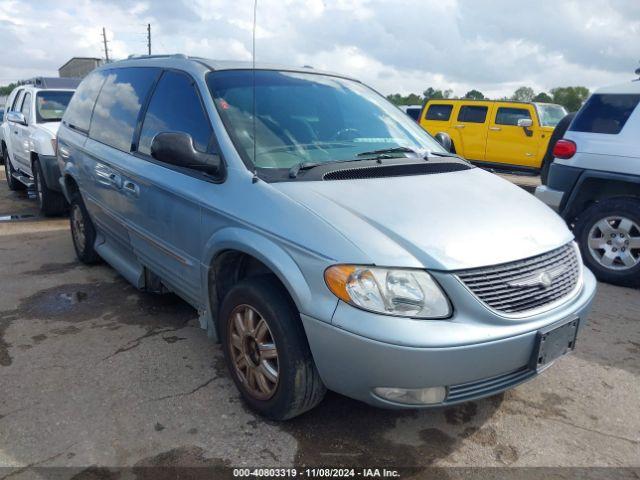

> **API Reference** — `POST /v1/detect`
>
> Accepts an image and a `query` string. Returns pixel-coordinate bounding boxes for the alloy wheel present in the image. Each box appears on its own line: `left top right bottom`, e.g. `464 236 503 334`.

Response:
228 304 279 400
587 216 640 270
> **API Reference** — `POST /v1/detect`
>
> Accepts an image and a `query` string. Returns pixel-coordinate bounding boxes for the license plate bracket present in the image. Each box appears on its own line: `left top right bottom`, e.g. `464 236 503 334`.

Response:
530 317 579 371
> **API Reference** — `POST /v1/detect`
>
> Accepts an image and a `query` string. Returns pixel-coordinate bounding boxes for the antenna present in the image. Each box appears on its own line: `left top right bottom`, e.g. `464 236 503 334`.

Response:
102 27 110 62
251 0 258 180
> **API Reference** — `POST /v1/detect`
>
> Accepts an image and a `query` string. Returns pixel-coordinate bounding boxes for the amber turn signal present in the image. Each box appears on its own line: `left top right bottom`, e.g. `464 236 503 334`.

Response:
324 265 357 302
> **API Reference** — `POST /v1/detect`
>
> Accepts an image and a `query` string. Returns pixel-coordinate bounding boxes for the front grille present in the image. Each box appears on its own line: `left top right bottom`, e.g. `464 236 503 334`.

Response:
456 243 581 315
446 367 535 403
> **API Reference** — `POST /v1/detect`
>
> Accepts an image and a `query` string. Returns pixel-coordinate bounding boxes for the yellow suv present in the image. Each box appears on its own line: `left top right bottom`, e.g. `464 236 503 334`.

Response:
420 100 567 171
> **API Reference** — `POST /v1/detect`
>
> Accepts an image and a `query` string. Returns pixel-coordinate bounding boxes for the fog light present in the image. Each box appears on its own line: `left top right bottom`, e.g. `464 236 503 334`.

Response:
373 386 447 405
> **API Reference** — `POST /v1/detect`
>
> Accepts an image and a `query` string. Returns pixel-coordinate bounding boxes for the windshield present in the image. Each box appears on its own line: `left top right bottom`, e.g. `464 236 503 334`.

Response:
535 103 568 127
36 91 74 123
207 70 443 172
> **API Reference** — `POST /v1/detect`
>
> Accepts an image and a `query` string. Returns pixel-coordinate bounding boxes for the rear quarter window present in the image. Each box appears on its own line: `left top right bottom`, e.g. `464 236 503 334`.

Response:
569 94 640 134
63 71 107 133
425 104 453 121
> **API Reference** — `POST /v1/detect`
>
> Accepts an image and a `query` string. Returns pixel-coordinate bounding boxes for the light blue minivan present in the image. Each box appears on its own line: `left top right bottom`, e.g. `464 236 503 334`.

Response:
57 55 596 420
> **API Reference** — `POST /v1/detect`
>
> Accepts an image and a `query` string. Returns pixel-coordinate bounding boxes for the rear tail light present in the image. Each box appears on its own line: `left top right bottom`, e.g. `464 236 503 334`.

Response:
553 139 576 159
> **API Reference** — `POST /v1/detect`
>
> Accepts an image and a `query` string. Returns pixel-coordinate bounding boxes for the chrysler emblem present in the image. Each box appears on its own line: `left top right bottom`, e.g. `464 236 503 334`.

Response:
507 265 566 290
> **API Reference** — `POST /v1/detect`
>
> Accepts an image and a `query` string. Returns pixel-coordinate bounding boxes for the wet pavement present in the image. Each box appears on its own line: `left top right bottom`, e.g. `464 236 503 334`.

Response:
0 170 639 478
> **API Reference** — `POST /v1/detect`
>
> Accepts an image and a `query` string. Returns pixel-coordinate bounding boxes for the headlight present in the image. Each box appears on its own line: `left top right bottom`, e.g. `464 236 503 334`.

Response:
324 265 451 318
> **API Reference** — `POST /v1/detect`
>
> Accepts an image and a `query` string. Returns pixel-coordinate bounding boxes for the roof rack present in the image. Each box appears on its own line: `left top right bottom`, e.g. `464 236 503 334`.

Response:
24 77 81 89
126 53 188 60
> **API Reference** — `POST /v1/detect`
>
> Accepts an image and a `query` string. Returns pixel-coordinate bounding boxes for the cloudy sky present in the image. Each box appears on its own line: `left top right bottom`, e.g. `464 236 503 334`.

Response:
1 0 639 98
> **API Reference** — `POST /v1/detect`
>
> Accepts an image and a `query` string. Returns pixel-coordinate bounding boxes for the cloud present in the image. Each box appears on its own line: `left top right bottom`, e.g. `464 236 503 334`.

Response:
0 0 638 98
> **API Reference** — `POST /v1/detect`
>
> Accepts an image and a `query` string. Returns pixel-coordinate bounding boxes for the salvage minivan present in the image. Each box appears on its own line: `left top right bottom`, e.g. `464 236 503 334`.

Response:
57 55 596 420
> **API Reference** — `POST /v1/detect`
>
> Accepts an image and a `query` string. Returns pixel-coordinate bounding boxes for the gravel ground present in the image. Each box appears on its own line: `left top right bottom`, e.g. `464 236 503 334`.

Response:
0 169 638 479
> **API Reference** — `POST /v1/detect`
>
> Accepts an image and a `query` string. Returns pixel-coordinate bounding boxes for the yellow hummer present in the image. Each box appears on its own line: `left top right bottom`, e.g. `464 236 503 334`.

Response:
420 99 567 171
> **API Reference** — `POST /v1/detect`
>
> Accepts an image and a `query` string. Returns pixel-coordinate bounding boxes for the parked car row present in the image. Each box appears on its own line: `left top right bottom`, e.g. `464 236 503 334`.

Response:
48 55 597 419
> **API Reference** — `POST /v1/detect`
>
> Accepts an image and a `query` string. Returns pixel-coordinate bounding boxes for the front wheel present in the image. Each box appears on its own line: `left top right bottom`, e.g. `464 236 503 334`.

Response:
34 159 67 216
219 275 326 420
574 198 640 287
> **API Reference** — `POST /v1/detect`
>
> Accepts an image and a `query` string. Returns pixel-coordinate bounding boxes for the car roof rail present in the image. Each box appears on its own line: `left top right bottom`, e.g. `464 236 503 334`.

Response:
24 77 82 89
126 53 189 60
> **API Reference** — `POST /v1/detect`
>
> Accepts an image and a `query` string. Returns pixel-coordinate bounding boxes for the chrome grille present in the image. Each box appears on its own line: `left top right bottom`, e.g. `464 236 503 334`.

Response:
456 243 582 315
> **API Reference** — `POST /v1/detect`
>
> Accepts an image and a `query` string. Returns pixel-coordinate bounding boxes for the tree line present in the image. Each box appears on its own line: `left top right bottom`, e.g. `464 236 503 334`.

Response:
386 86 590 112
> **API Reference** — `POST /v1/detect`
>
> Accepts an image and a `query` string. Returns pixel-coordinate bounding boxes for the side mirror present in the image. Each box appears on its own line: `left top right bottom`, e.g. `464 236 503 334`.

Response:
517 118 533 128
434 132 453 152
150 132 222 177
7 111 27 126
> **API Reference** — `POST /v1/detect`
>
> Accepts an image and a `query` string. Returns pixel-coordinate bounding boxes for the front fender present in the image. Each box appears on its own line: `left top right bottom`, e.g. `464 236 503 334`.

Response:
200 226 339 342
202 227 313 309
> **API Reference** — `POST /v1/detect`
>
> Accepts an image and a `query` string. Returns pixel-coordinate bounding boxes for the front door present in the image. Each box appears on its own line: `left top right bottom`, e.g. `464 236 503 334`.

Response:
485 105 541 168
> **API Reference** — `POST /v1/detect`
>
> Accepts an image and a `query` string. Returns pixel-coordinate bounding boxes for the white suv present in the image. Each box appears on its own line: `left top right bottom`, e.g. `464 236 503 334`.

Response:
1 78 78 215
535 80 640 287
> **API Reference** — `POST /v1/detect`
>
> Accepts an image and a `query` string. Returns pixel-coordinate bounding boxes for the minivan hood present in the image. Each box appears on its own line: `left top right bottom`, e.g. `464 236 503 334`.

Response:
274 168 572 270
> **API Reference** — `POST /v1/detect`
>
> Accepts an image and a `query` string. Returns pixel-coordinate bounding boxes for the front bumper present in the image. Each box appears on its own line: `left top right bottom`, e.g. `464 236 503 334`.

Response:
535 185 564 212
301 268 597 408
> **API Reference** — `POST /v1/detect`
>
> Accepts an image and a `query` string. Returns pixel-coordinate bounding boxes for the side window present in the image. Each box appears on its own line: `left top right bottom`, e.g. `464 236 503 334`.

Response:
570 94 640 135
457 105 488 123
495 107 531 126
21 92 32 123
11 90 24 111
425 104 453 121
89 67 159 151
138 70 212 155
63 71 107 133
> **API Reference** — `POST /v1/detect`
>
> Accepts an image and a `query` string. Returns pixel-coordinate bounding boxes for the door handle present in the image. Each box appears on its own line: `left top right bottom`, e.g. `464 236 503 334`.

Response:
489 127 501 131
13 130 18 135
453 125 465 129
107 172 122 188
59 146 70 159
122 180 139 196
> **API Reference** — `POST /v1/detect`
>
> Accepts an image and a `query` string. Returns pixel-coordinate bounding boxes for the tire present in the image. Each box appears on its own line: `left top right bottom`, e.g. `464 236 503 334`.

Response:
3 149 25 191
33 158 67 216
69 192 101 264
219 275 326 420
574 198 640 288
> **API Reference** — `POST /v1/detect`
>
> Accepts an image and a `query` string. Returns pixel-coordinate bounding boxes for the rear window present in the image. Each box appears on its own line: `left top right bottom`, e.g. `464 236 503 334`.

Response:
425 104 453 121
457 105 488 123
495 107 531 126
570 94 640 134
405 107 421 121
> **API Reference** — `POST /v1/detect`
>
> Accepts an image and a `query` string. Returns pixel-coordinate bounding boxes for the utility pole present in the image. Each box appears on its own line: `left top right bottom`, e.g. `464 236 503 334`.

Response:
102 27 110 62
147 23 151 56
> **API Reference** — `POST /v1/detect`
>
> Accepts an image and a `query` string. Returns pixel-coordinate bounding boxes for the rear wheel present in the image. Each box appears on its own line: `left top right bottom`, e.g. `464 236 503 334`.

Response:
69 192 101 264
219 275 326 420
3 150 25 191
574 198 640 287
33 158 66 216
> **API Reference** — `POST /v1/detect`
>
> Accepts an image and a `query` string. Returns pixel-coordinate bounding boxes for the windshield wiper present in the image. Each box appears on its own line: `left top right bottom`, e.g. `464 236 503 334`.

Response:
356 146 418 157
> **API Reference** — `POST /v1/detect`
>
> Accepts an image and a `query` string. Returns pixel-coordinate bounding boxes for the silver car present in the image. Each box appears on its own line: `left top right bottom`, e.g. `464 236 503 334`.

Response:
56 55 597 420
